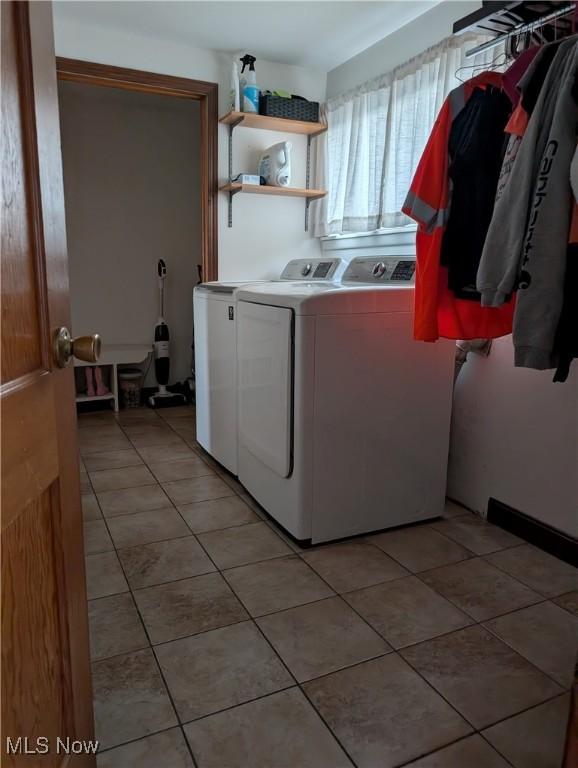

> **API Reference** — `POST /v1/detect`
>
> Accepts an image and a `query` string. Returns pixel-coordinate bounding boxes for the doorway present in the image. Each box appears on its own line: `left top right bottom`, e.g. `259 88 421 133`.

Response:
56 58 218 284
56 59 218 402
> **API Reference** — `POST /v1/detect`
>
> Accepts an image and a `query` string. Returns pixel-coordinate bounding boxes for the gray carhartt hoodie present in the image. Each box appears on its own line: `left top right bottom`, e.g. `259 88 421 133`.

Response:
476 38 578 369
514 42 577 369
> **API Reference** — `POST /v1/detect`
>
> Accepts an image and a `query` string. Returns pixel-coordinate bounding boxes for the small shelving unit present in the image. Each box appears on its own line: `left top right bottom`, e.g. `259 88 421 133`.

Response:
74 344 152 412
75 393 116 404
219 110 327 230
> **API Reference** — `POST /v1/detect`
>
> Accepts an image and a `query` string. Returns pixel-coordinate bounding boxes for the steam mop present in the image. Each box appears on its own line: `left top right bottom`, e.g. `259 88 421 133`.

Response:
147 259 187 408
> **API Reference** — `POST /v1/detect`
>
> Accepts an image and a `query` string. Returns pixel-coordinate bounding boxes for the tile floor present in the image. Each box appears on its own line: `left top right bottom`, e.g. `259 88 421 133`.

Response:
78 406 578 768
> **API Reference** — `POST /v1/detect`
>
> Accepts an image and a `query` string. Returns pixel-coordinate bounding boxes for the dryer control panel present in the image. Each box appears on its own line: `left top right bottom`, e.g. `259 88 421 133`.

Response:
281 258 345 281
342 256 416 283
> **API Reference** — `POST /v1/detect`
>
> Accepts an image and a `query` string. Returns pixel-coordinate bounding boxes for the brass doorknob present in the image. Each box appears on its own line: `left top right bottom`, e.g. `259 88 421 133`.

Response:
53 328 102 368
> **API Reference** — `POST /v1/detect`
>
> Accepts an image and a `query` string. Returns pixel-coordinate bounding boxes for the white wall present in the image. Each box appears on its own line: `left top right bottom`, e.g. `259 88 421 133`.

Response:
53 16 327 281
59 82 200 384
326 0 480 99
448 336 578 538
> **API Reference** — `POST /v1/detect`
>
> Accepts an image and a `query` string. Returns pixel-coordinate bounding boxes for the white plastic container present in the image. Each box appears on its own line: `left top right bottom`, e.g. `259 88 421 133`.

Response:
258 141 292 187
118 368 142 409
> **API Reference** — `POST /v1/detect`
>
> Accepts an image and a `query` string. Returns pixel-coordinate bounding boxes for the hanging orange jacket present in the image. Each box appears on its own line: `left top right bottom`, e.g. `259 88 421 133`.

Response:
402 71 515 342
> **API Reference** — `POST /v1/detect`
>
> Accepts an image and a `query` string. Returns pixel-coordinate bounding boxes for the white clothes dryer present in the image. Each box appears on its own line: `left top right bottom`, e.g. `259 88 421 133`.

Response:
235 256 455 543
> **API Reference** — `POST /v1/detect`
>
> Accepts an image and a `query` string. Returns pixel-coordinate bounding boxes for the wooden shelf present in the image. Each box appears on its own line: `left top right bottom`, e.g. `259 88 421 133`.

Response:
219 111 327 136
220 182 326 200
220 110 327 228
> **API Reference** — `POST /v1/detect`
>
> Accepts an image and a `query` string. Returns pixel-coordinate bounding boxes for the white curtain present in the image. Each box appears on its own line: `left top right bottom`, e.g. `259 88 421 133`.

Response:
312 33 499 236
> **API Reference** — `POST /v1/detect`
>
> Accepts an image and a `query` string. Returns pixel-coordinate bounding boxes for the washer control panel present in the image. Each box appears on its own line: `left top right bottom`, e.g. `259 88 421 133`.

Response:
342 257 416 283
281 258 344 281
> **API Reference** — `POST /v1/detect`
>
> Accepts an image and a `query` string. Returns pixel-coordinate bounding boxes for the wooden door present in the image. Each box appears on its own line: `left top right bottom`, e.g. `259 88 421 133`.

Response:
1 2 95 765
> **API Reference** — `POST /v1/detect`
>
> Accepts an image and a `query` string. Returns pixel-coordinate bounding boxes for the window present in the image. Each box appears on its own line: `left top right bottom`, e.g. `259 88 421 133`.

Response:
312 33 496 237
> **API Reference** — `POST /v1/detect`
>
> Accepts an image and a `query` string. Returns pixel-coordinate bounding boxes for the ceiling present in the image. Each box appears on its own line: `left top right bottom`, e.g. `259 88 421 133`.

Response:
52 1 441 72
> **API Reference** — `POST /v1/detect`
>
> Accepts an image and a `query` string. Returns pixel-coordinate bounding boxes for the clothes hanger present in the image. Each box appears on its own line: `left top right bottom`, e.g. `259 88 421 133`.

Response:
454 3 576 85
454 44 511 83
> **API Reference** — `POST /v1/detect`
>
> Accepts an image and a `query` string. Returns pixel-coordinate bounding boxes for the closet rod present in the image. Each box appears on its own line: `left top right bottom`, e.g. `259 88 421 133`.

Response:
465 2 575 58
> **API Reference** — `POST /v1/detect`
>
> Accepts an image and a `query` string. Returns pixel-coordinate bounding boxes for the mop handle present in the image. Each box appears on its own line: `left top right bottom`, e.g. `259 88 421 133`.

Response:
158 259 167 321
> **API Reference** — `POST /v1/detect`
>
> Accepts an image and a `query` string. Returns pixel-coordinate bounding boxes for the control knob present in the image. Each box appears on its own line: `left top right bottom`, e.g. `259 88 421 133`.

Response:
372 261 387 278
301 263 313 276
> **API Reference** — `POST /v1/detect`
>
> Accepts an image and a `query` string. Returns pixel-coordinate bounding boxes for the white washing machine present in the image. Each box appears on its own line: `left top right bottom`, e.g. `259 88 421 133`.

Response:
235 255 455 544
193 257 349 474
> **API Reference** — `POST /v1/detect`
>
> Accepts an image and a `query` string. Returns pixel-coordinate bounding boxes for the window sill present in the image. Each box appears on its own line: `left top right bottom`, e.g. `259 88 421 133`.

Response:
321 225 417 258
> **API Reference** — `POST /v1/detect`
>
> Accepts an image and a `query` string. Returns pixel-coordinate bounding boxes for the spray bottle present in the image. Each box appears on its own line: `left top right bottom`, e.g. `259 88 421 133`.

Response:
239 54 259 113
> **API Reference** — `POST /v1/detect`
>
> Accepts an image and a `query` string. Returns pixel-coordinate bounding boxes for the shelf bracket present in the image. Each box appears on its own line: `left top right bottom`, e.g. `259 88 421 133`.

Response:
226 117 245 226
227 122 237 227
227 183 244 228
305 135 312 232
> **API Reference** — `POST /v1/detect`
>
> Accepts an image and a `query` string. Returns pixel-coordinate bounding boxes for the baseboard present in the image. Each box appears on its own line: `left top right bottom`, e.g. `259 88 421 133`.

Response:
487 498 578 568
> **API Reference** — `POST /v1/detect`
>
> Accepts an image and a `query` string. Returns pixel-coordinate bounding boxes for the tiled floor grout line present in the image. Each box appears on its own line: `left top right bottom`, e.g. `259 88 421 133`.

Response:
268 540 416 766
114 425 306 754
410 563 540 616
412 553 549 601
88 614 252 664
402 561 573 694
325 516 561 633
88 489 570 656
267 557 484 743
397 637 549 739
173 498 363 764
95 567 214 596
97 496 234 524
478 690 571 743
90 480 158 493
276 523 565 664
93 481 200 768
149 615 251 650
103 529 193 551
160 469 362 768
94 417 230 534
409 562 561 643
82 432 202 765
132 680 361 768
87 516 570 695
95 485 174 512
175 685 297 727
396 732 518 768
90 724 182 758
480 619 570 692
238 490 576 734
176 684 299 730
86 430 570 674
293 684 360 767
84 458 145 471
246 624 361 766
246 549 491 759
477 734 519 768
479 549 566 598
79 409 575 765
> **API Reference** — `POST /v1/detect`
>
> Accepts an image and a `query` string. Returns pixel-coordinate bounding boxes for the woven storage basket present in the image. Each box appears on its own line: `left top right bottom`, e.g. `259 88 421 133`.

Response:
259 95 319 123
